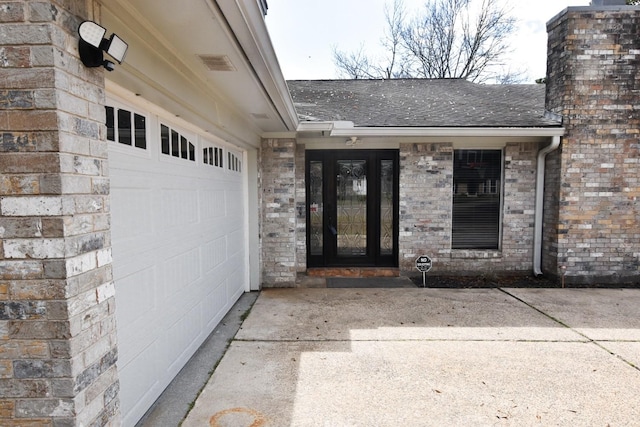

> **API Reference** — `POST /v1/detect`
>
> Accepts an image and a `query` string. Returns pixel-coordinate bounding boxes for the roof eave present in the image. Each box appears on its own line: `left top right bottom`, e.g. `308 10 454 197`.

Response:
297 121 566 138
218 0 299 132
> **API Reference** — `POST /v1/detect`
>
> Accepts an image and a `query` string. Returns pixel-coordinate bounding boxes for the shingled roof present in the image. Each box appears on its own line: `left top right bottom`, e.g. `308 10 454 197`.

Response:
287 79 560 128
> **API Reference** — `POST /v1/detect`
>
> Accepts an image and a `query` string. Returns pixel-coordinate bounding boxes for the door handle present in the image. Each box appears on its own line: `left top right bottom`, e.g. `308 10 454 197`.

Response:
328 204 337 236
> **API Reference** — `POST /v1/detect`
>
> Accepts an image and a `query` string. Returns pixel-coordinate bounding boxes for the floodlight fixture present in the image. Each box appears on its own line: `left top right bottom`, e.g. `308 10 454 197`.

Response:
106 34 128 63
78 21 128 71
78 21 106 48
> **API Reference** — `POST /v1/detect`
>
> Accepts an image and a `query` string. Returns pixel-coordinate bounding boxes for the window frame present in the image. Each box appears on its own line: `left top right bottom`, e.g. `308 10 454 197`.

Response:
105 100 150 158
159 122 196 163
451 148 504 251
202 144 225 169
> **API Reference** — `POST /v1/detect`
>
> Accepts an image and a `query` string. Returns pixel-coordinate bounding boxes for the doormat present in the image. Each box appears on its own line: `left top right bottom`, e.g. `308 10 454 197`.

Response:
326 277 417 288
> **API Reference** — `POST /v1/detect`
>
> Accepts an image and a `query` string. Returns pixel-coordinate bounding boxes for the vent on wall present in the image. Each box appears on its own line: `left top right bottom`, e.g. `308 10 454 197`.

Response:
198 55 236 71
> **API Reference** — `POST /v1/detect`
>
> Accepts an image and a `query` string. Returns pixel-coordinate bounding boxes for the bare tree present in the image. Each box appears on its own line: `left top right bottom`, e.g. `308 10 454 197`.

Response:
334 0 410 79
333 0 523 83
334 44 377 79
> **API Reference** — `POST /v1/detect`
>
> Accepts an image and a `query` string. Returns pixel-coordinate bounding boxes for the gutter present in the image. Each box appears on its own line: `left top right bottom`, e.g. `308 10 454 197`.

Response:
297 121 565 138
533 136 562 276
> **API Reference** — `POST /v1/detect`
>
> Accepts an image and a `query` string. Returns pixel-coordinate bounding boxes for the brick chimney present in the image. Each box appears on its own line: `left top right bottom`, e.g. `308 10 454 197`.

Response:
543 4 640 284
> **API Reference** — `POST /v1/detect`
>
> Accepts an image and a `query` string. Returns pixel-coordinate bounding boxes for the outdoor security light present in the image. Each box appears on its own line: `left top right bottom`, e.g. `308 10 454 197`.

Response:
78 21 106 48
78 21 128 71
106 34 128 63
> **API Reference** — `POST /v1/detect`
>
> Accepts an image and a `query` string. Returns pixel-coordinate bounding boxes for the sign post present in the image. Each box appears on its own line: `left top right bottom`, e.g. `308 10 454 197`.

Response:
415 255 432 287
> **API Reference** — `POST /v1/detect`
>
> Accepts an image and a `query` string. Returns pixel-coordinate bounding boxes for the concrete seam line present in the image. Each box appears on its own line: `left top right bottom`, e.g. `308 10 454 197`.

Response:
497 288 640 373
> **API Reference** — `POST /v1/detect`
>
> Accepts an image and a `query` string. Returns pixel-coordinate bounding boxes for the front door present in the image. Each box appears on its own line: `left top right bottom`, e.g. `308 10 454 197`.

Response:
306 150 399 267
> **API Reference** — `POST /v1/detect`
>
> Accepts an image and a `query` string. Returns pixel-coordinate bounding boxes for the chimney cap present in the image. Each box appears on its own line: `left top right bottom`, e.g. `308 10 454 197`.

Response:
590 0 628 5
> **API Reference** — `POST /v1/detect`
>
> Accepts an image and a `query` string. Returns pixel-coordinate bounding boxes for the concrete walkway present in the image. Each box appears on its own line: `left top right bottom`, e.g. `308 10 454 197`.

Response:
183 288 640 426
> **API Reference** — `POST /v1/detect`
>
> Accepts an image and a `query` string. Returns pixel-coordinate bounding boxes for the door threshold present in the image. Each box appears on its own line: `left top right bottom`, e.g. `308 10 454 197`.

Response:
307 267 399 278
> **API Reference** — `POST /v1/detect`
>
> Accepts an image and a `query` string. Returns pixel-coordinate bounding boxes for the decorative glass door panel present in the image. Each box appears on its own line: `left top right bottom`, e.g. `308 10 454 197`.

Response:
306 150 399 267
337 160 367 256
308 161 323 256
380 160 394 256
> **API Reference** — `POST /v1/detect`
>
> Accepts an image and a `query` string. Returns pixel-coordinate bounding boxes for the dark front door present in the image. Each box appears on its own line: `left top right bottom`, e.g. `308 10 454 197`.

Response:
306 150 399 267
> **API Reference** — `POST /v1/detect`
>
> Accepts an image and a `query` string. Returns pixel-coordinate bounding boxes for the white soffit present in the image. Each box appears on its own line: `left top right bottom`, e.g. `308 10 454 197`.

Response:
100 0 297 134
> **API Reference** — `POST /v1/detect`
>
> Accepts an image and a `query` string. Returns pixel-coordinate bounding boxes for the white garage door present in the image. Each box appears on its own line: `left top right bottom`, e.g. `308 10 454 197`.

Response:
106 97 247 426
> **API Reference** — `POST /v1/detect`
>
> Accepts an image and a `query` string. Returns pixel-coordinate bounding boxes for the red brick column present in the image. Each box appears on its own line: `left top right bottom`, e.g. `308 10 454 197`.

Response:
0 2 119 425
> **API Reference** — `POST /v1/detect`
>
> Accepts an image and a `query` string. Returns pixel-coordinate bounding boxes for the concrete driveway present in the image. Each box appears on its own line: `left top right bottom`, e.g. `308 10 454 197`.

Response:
183 288 640 426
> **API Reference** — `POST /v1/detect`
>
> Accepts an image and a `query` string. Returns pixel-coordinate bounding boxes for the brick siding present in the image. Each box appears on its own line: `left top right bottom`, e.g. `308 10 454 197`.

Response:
260 139 298 287
398 142 538 276
398 143 454 272
0 2 119 425
545 7 640 283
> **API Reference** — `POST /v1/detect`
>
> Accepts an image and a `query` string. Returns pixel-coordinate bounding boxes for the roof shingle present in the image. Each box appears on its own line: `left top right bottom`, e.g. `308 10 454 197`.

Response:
287 79 559 128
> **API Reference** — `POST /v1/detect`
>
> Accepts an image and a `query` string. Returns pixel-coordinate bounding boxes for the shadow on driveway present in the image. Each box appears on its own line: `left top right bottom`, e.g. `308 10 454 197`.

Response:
183 288 640 426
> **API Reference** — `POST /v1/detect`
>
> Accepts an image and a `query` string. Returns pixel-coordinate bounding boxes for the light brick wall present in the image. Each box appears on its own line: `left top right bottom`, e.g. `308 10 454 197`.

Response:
260 139 298 287
268 141 540 281
546 7 640 284
542 150 562 274
399 143 453 273
0 2 119 425
501 142 538 270
398 142 538 276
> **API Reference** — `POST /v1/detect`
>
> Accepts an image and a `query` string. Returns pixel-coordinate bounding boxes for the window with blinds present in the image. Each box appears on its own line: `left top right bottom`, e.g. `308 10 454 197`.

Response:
452 149 502 249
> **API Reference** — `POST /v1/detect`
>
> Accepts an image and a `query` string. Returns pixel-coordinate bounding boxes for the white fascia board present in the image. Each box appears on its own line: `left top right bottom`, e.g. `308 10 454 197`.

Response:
296 121 337 133
220 0 299 131
329 125 566 138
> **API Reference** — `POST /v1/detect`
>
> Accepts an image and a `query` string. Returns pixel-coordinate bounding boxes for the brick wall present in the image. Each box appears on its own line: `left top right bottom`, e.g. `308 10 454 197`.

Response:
398 143 453 272
278 141 541 280
0 2 119 425
542 150 562 274
546 7 640 283
501 142 538 270
398 142 538 276
260 139 297 287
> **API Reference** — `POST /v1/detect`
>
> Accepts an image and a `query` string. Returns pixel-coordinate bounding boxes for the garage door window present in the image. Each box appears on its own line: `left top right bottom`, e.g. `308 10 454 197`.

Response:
161 124 195 162
106 106 147 149
203 146 224 168
228 152 241 172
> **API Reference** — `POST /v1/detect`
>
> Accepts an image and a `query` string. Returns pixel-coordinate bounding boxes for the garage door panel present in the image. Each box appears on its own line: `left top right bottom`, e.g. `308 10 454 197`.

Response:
108 101 248 425
161 188 199 228
228 229 244 256
226 269 245 302
161 247 202 298
202 236 227 273
200 189 227 219
204 281 228 330
110 187 154 243
114 266 157 327
165 303 203 374
226 192 243 213
119 340 161 427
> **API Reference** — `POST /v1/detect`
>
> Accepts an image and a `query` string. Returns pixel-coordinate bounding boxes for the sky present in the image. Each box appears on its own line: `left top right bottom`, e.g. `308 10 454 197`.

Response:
265 0 587 83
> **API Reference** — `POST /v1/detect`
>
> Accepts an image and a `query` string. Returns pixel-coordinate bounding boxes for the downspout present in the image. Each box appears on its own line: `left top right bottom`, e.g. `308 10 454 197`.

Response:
533 136 561 276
